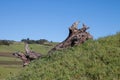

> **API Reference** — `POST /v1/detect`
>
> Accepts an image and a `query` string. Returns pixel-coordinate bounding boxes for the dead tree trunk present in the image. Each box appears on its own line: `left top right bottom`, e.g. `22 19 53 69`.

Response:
13 52 30 67
13 21 93 67
13 43 42 67
48 21 93 55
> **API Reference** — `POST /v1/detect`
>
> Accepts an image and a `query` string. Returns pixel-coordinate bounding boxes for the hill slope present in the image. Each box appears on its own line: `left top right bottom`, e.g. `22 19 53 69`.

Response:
0 42 55 54
0 42 56 80
7 33 120 80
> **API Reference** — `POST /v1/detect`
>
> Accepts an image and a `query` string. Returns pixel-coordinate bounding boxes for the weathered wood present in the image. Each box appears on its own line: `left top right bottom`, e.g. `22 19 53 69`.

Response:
24 43 42 59
13 21 93 67
48 21 93 55
13 52 30 67
13 43 42 67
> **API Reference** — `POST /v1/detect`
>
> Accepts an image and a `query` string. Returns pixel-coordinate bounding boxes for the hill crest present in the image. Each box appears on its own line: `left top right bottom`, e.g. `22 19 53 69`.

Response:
7 32 120 80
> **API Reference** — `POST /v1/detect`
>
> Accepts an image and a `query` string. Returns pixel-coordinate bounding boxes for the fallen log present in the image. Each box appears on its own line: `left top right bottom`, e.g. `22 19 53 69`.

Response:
13 21 93 67
13 51 30 67
13 43 42 67
48 21 93 55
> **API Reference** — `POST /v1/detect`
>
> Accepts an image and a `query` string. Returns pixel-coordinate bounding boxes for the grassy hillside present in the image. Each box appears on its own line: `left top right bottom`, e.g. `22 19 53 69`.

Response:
0 42 24 53
0 42 56 80
7 33 120 80
0 42 55 54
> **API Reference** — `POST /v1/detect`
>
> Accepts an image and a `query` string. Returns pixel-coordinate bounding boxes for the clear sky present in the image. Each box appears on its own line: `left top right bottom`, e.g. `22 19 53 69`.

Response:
0 0 120 42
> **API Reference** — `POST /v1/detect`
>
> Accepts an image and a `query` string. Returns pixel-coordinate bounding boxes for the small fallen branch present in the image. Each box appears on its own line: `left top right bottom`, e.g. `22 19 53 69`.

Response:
13 43 42 67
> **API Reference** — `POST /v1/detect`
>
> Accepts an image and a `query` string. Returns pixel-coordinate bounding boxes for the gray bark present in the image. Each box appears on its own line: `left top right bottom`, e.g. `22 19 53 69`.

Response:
48 21 93 55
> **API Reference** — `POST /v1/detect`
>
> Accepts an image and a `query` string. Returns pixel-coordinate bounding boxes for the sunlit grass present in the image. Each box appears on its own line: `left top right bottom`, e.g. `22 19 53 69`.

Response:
6 32 120 80
0 66 22 80
0 57 20 61
0 42 56 80
0 42 55 54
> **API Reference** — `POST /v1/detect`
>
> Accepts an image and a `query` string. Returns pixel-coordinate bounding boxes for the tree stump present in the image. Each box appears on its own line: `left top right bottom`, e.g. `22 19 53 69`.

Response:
48 21 93 54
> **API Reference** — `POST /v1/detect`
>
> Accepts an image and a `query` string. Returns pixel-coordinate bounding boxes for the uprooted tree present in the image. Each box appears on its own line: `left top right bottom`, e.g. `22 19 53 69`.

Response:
48 21 93 55
13 21 93 67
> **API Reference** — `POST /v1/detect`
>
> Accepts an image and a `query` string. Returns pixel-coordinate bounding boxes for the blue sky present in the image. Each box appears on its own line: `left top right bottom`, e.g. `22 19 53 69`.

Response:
0 0 120 42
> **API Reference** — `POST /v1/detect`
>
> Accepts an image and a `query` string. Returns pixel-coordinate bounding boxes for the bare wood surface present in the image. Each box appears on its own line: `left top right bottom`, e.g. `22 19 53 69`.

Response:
48 21 93 55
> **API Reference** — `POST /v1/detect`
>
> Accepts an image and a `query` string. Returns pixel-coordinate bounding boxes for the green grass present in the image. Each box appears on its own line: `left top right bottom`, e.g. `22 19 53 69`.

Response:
0 66 21 80
0 42 56 80
0 57 20 62
0 56 22 80
0 42 55 54
0 42 24 53
29 44 54 54
6 32 120 80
